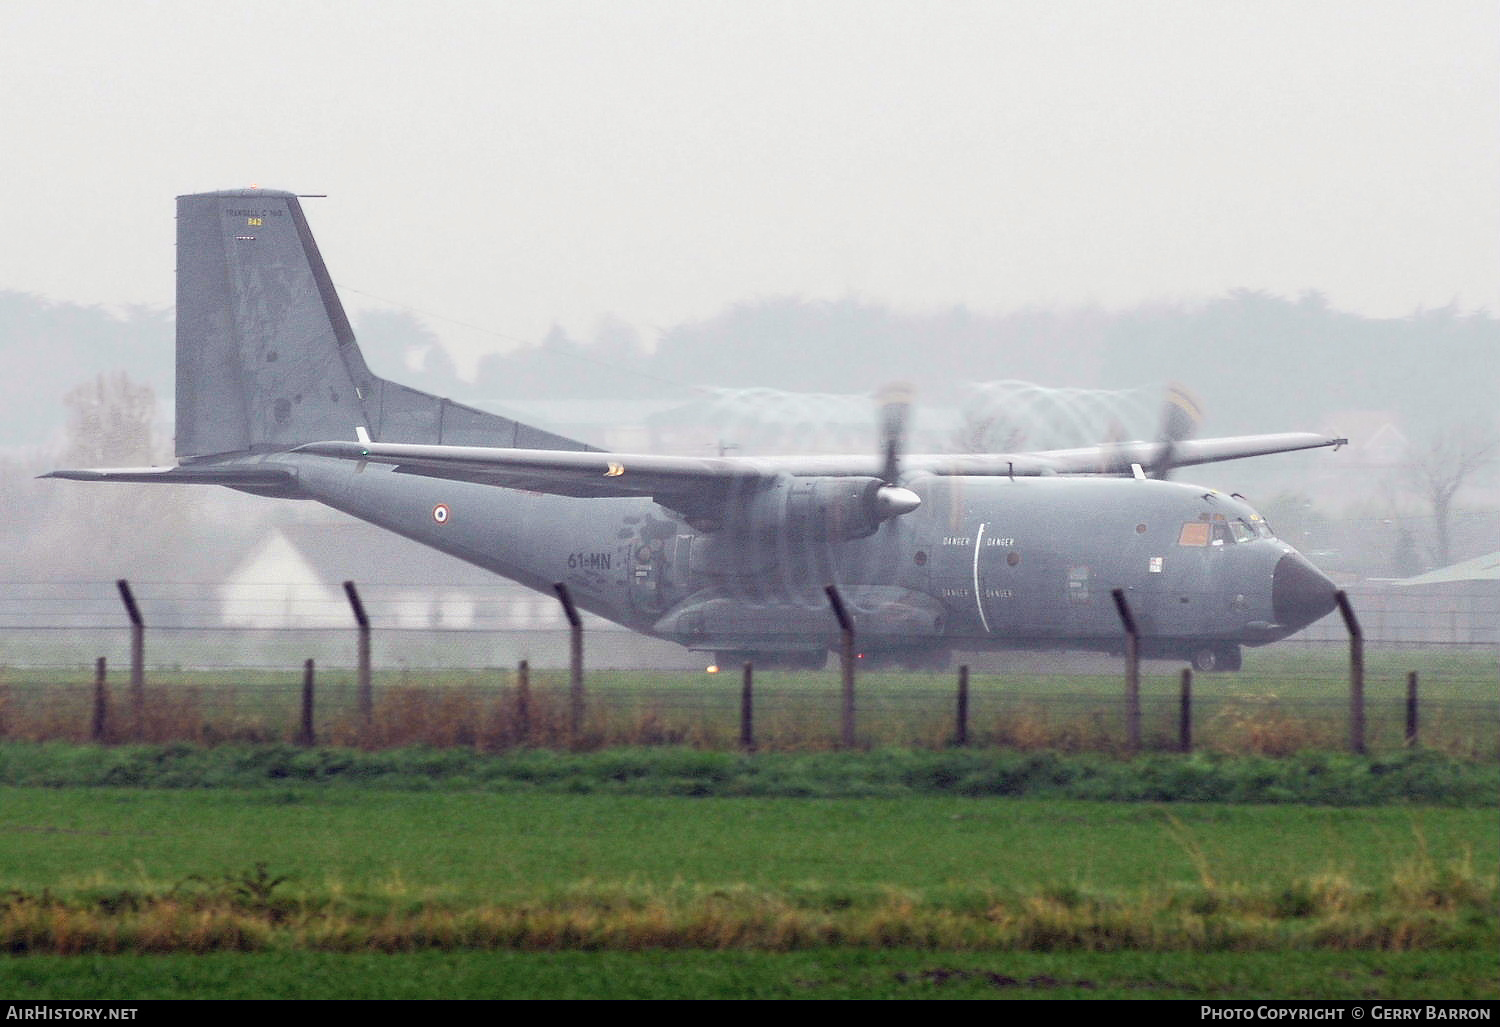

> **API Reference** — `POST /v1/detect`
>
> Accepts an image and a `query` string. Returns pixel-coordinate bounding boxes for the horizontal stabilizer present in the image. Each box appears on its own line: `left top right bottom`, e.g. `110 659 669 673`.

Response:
41 464 297 488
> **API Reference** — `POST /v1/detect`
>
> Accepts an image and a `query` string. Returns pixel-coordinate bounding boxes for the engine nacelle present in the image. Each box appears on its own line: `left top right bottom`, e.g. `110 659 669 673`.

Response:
694 475 918 541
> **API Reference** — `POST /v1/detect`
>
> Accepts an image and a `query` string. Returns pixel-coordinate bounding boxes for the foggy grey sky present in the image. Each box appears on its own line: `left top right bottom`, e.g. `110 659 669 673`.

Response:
3 0 1496 374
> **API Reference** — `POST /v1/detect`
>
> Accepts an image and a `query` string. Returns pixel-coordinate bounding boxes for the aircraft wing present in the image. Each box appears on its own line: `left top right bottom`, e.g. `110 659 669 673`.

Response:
293 441 772 507
297 431 1344 501
963 432 1349 476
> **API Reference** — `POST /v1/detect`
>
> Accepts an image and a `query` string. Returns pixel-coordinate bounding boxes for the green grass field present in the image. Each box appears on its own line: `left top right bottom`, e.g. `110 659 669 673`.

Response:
0 783 1493 998
1 788 1492 894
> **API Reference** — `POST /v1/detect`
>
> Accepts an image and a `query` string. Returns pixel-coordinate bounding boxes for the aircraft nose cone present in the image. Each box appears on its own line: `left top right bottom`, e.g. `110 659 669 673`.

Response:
1272 551 1338 631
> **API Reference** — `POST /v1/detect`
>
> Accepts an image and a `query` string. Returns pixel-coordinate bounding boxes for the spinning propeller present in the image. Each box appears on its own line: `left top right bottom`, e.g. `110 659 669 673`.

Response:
1150 382 1204 479
873 383 921 517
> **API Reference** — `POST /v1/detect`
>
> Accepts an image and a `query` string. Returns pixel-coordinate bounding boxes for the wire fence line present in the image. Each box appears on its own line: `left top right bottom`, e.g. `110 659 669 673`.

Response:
1 665 1495 758
1 579 1496 757
1 651 1495 759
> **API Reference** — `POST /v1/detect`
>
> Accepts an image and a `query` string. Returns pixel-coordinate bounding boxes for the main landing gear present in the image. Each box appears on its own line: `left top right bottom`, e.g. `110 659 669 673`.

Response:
1189 643 1242 673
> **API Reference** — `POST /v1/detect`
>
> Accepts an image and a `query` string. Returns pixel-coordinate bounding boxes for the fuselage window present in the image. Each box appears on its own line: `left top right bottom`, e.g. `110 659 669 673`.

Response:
1231 519 1257 543
1178 522 1210 547
1211 521 1233 545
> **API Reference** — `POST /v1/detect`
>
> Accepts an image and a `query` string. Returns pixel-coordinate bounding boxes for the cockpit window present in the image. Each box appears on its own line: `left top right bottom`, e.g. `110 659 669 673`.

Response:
1183 514 1266 546
1178 522 1210 547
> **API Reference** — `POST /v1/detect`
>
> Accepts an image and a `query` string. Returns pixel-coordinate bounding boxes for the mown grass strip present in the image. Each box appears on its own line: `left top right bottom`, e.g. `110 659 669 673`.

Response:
0 742 1493 805
0 851 1491 956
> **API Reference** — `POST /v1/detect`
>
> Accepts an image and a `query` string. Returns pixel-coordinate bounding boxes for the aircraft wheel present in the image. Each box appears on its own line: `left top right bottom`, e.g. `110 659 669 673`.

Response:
1190 644 1242 673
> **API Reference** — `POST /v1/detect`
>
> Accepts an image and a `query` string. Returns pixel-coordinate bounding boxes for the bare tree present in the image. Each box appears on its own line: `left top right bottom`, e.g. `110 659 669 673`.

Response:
1407 422 1499 567
61 372 157 467
25 372 185 578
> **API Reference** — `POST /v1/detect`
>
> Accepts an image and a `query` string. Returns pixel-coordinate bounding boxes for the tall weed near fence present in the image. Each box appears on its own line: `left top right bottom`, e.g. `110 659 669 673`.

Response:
0 660 1495 758
1200 693 1337 756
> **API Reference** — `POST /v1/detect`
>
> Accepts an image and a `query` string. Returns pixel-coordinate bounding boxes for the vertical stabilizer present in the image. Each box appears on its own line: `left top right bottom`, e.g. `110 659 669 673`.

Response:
176 189 371 458
174 189 592 460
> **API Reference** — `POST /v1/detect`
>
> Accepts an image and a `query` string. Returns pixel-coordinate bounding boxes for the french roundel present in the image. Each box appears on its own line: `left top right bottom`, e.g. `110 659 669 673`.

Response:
432 503 450 525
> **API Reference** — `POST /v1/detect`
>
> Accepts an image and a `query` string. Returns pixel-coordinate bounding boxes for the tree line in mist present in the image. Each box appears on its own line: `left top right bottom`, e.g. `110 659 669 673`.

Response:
3 287 1493 447
1 287 1494 582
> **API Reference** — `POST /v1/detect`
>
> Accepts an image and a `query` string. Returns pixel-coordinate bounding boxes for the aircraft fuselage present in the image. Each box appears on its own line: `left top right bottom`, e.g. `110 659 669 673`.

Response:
279 453 1333 669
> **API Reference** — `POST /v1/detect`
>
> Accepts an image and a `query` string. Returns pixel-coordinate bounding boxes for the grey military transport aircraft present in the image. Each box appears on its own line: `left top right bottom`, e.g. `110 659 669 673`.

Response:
47 188 1346 672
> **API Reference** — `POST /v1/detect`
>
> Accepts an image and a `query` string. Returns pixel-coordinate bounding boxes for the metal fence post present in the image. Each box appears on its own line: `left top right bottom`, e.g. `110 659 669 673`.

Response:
115 580 144 739
553 584 585 743
825 585 856 749
1178 667 1193 753
1405 670 1419 749
515 659 531 744
740 662 756 753
299 658 316 747
91 656 109 743
343 581 372 729
1111 589 1142 753
955 664 970 748
1335 590 1365 755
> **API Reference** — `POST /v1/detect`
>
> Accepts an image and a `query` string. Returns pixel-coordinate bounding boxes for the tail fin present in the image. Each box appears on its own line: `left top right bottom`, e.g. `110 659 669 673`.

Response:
175 189 592 460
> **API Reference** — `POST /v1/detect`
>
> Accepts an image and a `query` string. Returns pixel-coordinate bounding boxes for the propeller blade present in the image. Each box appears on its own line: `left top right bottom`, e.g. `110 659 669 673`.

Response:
1152 382 1204 479
876 382 915 484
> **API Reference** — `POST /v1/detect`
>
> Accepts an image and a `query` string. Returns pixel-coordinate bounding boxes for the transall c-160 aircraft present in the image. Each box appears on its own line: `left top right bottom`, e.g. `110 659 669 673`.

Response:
48 189 1346 672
